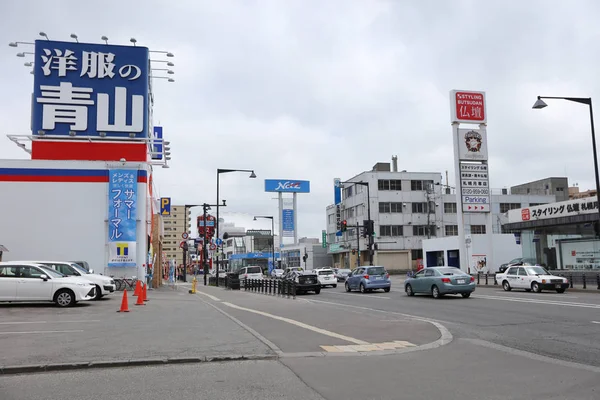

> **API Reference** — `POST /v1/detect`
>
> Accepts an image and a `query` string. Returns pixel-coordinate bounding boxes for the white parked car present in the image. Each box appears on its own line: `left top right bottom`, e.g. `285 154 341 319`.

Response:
271 269 284 278
314 268 337 288
0 262 97 307
238 266 264 280
496 265 569 293
30 261 116 299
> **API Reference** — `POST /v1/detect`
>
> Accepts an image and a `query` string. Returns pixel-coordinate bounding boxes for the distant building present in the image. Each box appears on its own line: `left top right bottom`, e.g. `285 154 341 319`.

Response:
325 159 558 271
280 237 329 271
510 177 569 202
569 186 597 199
162 205 192 266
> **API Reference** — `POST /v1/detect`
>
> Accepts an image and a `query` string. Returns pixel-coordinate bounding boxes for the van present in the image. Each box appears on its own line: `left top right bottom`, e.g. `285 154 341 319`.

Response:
238 266 264 281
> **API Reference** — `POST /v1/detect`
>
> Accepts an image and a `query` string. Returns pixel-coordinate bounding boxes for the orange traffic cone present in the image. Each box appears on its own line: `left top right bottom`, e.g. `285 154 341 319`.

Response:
133 280 142 296
135 288 145 306
117 289 130 312
142 283 149 302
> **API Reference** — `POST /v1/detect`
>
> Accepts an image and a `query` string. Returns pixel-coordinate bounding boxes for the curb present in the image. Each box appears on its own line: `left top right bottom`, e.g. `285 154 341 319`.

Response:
0 354 278 376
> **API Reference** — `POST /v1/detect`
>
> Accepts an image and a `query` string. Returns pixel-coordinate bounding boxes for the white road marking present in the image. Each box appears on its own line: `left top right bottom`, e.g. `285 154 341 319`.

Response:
221 301 369 345
327 291 390 300
494 290 579 299
0 330 84 335
592 321 600 324
0 320 100 325
474 294 600 309
195 291 221 302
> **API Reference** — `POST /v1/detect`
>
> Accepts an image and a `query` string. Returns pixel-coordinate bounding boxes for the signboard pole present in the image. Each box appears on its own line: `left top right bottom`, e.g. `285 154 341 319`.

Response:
293 192 298 245
278 192 284 247
452 122 468 272
482 123 494 274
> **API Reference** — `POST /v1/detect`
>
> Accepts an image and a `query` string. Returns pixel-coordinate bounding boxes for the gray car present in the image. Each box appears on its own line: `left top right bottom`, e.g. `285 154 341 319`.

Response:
404 266 475 299
336 268 352 282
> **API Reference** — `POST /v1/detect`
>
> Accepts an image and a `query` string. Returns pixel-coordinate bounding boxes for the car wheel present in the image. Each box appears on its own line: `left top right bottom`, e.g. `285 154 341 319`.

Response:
94 285 103 300
384 287 390 293
556 288 566 293
333 284 337 288
502 281 511 291
360 283 366 293
432 285 442 299
314 288 321 295
345 282 351 292
54 289 76 307
405 284 414 296
461 292 471 298
532 282 542 293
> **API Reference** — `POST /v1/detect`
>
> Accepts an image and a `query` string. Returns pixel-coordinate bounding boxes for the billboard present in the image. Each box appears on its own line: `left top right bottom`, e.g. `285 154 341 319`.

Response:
449 90 486 124
152 126 163 160
32 40 150 139
107 169 138 267
265 179 310 193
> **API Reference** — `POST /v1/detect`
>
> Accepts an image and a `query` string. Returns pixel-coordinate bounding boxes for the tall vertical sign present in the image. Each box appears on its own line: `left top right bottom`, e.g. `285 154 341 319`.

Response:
264 179 310 246
108 169 138 267
334 178 342 237
450 90 493 273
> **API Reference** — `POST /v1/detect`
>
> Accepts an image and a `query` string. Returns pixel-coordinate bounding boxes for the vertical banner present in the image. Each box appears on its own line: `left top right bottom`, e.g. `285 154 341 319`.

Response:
108 169 138 267
282 197 295 237
334 178 342 237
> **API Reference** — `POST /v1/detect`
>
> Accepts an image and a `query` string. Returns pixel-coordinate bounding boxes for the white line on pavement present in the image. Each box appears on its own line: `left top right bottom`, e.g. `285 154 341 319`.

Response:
195 291 221 302
326 292 390 300
0 330 84 335
0 320 100 325
494 291 579 298
221 301 369 345
474 294 600 309
592 321 600 324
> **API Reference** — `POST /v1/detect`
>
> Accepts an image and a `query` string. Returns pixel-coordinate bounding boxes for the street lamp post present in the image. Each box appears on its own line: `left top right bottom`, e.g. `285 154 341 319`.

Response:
216 169 256 286
182 204 203 282
342 181 373 265
254 216 275 273
533 96 600 236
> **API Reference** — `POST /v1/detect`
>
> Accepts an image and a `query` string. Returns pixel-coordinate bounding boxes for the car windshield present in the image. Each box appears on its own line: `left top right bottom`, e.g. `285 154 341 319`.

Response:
70 263 90 274
318 270 333 275
526 266 549 275
37 265 65 278
338 269 351 274
437 267 466 276
247 267 262 274
367 267 386 275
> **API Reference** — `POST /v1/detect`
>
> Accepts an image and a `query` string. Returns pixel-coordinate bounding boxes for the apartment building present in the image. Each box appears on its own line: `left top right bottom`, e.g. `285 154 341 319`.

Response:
161 205 192 266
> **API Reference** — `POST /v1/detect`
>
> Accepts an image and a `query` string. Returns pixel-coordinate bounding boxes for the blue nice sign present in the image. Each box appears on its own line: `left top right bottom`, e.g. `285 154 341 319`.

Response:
264 179 310 193
32 40 150 139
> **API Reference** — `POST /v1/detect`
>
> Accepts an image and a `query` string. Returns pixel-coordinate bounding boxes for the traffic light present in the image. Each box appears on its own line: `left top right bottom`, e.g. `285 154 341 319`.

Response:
363 220 374 237
352 249 356 255
341 220 348 232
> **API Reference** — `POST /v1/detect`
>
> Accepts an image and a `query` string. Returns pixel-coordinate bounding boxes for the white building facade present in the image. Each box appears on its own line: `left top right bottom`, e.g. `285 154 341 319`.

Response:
325 162 557 271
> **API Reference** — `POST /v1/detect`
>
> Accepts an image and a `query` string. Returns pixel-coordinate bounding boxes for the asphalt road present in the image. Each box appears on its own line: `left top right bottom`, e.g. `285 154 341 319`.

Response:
2 282 600 399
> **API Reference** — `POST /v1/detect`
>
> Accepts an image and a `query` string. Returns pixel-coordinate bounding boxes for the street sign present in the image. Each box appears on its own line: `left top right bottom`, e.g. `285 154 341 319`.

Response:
181 232 189 240
179 240 186 249
322 230 327 248
215 238 223 246
280 243 284 249
462 204 490 212
209 243 217 251
160 197 171 215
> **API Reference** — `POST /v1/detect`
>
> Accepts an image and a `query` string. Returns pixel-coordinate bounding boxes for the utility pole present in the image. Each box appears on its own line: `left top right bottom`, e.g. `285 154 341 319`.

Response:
356 221 361 267
202 204 209 286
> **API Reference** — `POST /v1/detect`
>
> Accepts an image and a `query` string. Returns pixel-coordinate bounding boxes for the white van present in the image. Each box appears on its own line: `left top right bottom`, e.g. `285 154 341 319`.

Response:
238 266 264 281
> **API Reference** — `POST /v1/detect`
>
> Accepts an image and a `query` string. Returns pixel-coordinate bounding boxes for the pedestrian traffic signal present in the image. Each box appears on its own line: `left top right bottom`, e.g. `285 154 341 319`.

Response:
341 220 348 232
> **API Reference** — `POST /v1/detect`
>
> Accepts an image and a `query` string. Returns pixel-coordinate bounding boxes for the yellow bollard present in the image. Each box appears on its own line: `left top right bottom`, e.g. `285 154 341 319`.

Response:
189 277 197 294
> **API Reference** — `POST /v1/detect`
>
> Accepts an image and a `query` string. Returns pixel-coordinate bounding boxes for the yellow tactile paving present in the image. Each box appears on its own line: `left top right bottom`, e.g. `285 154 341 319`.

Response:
320 340 416 353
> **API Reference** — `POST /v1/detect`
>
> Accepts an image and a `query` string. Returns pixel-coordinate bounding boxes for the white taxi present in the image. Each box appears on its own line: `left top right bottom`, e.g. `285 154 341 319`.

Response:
314 268 337 288
496 265 569 293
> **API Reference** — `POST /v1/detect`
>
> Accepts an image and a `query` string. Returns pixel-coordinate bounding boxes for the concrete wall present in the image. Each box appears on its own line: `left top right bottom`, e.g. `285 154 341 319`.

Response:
423 234 522 273
0 159 149 279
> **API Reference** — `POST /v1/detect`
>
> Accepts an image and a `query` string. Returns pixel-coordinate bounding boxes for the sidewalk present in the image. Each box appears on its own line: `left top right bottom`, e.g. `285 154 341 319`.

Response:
0 286 273 372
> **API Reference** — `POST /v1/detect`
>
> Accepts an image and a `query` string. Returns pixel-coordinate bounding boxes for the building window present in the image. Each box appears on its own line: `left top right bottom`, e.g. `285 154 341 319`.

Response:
328 214 334 224
411 180 434 191
411 249 423 260
413 225 436 236
378 180 390 190
390 180 402 190
412 202 427 213
445 225 458 236
444 203 457 213
378 179 401 191
347 207 355 219
471 225 486 234
379 202 391 213
380 225 403 237
344 186 353 199
529 203 546 207
390 202 403 213
499 203 521 213
556 187 564 192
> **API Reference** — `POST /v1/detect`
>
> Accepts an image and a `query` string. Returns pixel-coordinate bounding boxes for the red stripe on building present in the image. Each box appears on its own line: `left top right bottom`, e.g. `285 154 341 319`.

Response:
0 175 109 183
31 141 148 162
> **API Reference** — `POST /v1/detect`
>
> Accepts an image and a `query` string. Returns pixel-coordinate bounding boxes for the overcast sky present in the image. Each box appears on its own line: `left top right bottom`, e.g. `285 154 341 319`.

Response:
2 0 600 239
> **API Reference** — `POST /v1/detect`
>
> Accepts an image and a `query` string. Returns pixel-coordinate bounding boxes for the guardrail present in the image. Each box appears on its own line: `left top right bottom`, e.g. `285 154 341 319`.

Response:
208 275 297 299
472 272 600 290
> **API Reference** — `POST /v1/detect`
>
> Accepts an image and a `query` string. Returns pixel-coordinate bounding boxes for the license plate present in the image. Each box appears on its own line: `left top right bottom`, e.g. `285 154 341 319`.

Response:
374 276 381 280
555 284 561 289
457 279 466 284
